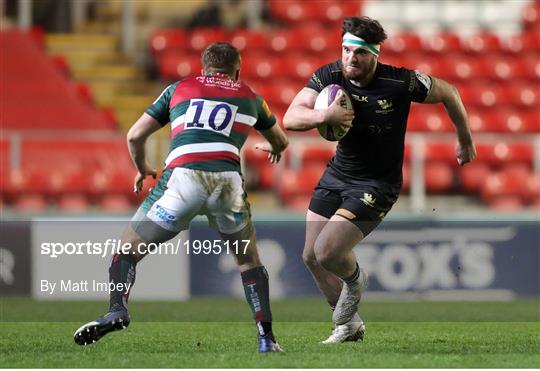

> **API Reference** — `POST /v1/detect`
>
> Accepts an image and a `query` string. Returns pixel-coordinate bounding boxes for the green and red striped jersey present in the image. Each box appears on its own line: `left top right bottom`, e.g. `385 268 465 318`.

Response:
145 74 276 173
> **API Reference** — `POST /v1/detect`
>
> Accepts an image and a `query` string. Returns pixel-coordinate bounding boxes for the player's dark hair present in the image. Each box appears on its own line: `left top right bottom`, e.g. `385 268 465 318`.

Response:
201 42 240 76
342 16 387 45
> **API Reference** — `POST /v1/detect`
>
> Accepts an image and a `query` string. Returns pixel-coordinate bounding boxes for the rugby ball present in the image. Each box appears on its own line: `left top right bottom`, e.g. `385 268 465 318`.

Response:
314 84 353 141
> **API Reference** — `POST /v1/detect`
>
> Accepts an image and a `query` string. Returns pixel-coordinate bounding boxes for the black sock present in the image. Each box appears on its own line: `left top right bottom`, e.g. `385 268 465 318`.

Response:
108 253 136 311
241 266 273 339
328 300 338 311
343 263 360 285
258 322 273 340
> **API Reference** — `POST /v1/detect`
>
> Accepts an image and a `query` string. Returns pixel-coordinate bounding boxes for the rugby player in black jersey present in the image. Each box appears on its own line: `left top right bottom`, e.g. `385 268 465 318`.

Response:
283 16 476 343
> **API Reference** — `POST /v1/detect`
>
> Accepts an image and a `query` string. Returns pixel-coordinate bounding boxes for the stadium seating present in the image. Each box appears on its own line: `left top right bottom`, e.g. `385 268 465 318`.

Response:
2 1 539 213
0 30 114 131
145 1 540 211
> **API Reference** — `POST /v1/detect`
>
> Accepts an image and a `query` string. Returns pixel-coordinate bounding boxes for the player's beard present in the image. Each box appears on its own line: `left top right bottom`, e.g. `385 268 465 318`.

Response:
342 57 377 82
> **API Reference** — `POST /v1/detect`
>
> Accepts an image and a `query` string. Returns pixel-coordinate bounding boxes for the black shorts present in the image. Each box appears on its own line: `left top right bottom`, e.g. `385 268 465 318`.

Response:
308 166 399 236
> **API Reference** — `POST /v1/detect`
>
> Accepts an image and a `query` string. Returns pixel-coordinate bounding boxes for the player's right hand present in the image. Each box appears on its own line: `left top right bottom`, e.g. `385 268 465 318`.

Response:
134 166 157 193
456 141 477 166
324 91 354 128
254 142 282 164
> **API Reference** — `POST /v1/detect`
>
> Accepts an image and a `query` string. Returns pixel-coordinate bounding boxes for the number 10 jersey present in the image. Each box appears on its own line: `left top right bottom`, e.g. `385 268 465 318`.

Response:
145 74 277 173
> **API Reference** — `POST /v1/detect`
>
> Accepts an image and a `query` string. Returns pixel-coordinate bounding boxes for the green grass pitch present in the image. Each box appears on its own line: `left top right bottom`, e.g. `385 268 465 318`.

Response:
1 298 539 368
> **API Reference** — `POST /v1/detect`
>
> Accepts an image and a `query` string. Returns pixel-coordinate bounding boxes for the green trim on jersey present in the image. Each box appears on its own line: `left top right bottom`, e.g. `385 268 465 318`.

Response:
140 169 173 213
145 82 179 125
254 94 276 131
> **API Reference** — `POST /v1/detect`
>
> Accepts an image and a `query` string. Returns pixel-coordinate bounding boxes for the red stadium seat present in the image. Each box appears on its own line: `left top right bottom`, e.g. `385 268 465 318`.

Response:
502 162 531 184
468 110 491 133
459 161 491 193
158 51 200 80
13 194 47 212
460 84 505 109
406 55 438 76
278 164 325 202
460 33 501 54
90 169 132 198
269 0 307 23
269 0 361 24
230 29 270 52
241 54 281 80
281 54 321 80
7 167 48 197
46 169 89 197
421 33 461 54
188 28 227 51
307 31 340 53
257 163 278 189
481 166 533 205
454 58 490 81
99 194 133 213
300 145 334 167
425 161 454 193
269 29 305 53
507 83 539 108
242 142 271 167
315 1 363 23
1 30 113 131
408 106 454 132
57 194 90 213
479 57 536 82
424 143 456 166
525 173 540 202
518 111 540 133
499 32 540 53
383 33 422 54
522 1 540 30
150 29 188 54
521 55 540 81
488 195 524 212
486 110 540 133
476 142 534 167
284 195 312 211
263 80 303 109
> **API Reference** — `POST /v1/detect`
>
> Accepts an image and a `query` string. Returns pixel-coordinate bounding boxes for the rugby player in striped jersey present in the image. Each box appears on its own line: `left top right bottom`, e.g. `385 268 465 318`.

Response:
74 42 288 352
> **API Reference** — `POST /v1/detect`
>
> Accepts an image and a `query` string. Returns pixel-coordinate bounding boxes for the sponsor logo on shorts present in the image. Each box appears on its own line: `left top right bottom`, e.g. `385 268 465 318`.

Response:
360 193 376 207
152 205 177 225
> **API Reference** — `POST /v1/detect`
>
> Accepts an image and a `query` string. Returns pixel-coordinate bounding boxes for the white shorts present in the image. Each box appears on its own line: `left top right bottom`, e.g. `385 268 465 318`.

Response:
131 167 251 242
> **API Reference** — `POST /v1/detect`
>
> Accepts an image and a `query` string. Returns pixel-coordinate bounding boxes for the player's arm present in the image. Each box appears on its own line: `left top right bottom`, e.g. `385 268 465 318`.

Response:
256 124 289 164
283 88 353 131
423 77 476 166
126 113 161 192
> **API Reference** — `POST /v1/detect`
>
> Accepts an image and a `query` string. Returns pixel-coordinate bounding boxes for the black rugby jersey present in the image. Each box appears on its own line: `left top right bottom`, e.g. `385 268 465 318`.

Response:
306 60 432 190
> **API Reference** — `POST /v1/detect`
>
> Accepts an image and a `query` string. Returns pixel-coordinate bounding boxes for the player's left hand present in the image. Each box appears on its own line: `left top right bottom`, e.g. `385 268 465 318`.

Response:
255 142 282 164
456 141 476 166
